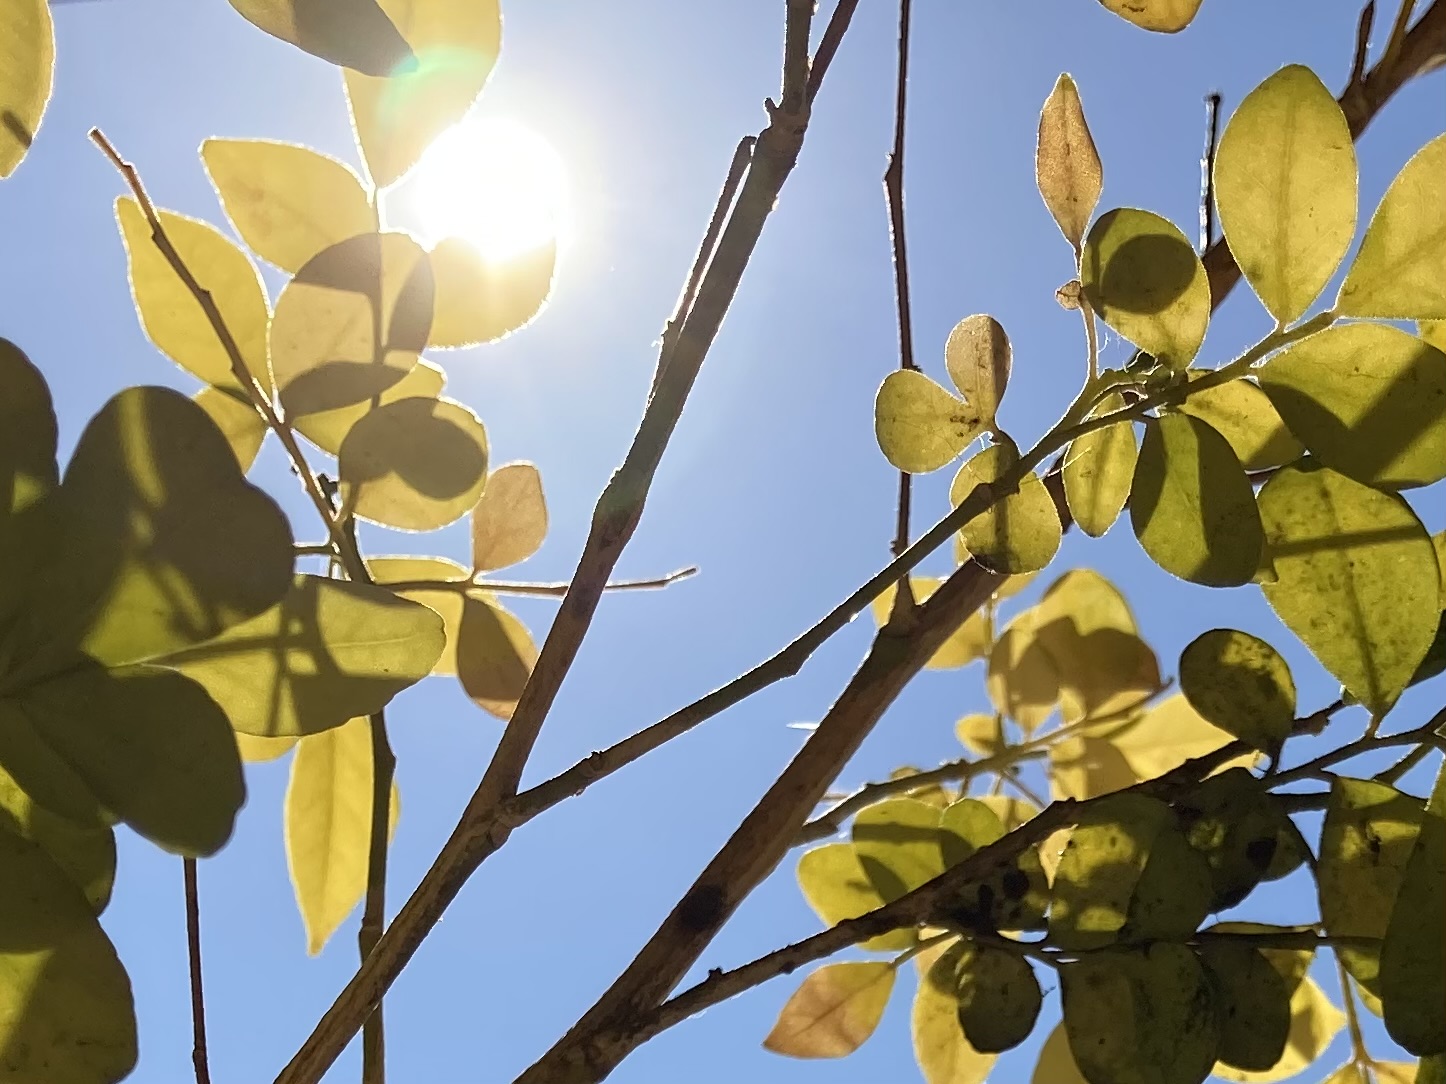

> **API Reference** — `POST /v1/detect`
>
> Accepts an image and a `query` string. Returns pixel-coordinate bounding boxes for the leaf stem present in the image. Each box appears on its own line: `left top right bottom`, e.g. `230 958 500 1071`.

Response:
373 567 698 599
884 0 917 570
183 859 212 1084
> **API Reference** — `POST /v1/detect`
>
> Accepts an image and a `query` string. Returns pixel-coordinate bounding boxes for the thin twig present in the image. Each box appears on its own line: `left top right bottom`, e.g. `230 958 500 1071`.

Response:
806 0 863 105
374 567 698 599
183 859 212 1084
360 711 394 1084
1338 954 1373 1068
1351 2 1376 86
1199 91 1222 253
1267 711 1445 789
1374 741 1437 784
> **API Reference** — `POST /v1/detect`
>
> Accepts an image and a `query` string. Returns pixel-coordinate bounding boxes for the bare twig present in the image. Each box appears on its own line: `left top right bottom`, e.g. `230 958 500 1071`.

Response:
1199 92 1222 253
360 710 394 1084
372 567 698 599
1267 711 1445 789
1351 1 1377 86
183 859 212 1084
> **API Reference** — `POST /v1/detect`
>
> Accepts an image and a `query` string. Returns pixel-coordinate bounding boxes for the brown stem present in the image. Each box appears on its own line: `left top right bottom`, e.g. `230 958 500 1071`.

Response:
184 859 212 1084
885 0 918 566
360 710 395 1084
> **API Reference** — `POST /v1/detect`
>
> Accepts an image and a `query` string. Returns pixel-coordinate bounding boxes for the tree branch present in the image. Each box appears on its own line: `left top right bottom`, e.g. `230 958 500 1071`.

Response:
183 859 212 1084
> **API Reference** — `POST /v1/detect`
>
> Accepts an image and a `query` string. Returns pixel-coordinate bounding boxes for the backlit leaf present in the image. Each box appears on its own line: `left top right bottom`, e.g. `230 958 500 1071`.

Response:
471 462 547 571
951 443 1062 574
159 574 445 738
0 825 135 1082
853 798 944 903
1257 463 1439 714
873 578 990 670
270 231 433 421
1380 764 1445 1055
762 961 893 1058
285 716 400 955
987 608 1061 733
796 843 915 952
202 138 375 274
1260 323 1446 490
1200 941 1292 1072
1337 134 1446 319
235 732 298 763
1063 392 1137 537
294 358 445 456
1213 65 1356 324
1178 376 1302 472
116 197 272 394
928 940 1041 1054
0 339 58 629
428 236 556 348
344 0 502 188
1061 944 1219 1084
1421 321 1446 354
0 762 114 913
225 0 412 76
1203 922 1314 995
1081 208 1210 369
1179 629 1295 755
1215 978 1344 1083
1032 1023 1091 1084
1036 74 1103 250
1179 769 1297 910
1132 413 1263 587
370 555 467 675
912 941 998 1084
936 798 1049 931
455 591 536 720
194 386 267 473
339 396 488 531
955 713 1003 757
1095 0 1205 32
0 0 53 178
944 315 1011 428
875 370 983 474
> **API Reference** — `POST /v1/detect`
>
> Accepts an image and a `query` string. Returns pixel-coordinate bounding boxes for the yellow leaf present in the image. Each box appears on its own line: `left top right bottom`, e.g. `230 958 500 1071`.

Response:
956 713 1004 756
762 961 894 1058
339 396 489 531
1215 978 1345 1082
428 236 556 348
194 386 267 473
1421 321 1446 354
1178 628 1295 755
456 591 536 720
1178 376 1302 472
0 0 53 178
796 843 915 953
1031 1022 1091 1084
987 607 1062 733
1063 392 1137 538
225 0 412 76
951 443 1062 574
872 578 990 670
875 370 983 474
369 555 468 676
1096 0 1204 32
1338 134 1446 320
234 732 298 763
294 358 445 456
912 941 998 1084
115 197 271 394
1213 65 1357 324
944 315 1011 428
202 139 376 274
270 231 432 421
977 795 1038 834
284 717 400 955
344 0 502 188
1081 208 1210 369
1035 74 1103 250
471 462 548 572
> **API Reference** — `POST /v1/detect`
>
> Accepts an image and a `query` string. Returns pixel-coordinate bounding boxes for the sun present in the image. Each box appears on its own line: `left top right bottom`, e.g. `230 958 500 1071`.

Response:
409 117 568 261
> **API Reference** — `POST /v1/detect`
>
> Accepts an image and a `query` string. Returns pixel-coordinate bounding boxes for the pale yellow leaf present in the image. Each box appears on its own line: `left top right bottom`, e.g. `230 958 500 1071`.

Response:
471 462 547 572
944 315 1011 427
762 961 894 1058
1036 74 1102 250
912 941 998 1084
456 591 536 720
194 387 267 473
234 732 298 763
1096 0 1205 31
428 236 556 348
0 0 53 178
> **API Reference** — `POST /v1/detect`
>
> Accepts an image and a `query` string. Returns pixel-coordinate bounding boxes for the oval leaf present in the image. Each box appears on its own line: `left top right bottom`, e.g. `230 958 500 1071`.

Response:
1214 978 1344 1083
951 443 1062 574
1032 1023 1092 1084
875 369 983 474
762 961 894 1058
471 462 548 572
0 0 53 178
1096 0 1205 32
194 386 267 473
1081 208 1210 368
1036 74 1103 250
294 358 445 456
1200 941 1293 1072
455 591 536 720
944 315 1011 428
912 942 998 1084
1063 392 1138 537
927 941 1041 1055
225 0 413 76
853 798 945 903
1179 629 1295 755
1257 463 1439 714
796 843 915 953
1260 323 1446 490
1213 65 1357 324
1179 375 1302 472
1379 766 1445 1055
1337 134 1446 319
1132 413 1263 586
370 555 468 676
428 236 556 348
0 761 114 912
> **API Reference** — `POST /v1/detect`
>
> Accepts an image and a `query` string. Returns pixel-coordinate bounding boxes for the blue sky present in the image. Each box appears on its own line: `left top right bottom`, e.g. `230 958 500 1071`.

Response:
4 0 1444 1081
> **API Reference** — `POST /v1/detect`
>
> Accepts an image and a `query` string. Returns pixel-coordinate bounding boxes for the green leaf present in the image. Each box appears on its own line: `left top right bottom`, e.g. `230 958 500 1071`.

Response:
455 590 536 720
1061 943 1219 1084
1337 134 1446 319
157 575 446 738
0 339 58 630
428 236 556 348
944 315 1011 429
1214 977 1344 1083
0 0 52 178
344 0 502 188
796 843 915 952
1063 392 1138 537
1421 321 1446 354
1200 941 1293 1073
912 941 997 1084
2 661 243 856
927 940 1041 1054
762 961 894 1058
875 370 983 474
1203 921 1314 995
1032 1023 1092 1084
0 824 136 1083
1257 462 1439 714
1036 74 1103 250
1178 769 1297 910
1418 1054 1446 1084
853 798 945 903
951 442 1062 574
936 798 1048 931
115 197 272 394
270 231 433 421
0 760 113 913
471 462 548 572
1380 763 1445 1055
194 386 267 473
1178 376 1302 472
339 396 489 531
1178 629 1295 756
1318 777 1424 996
6 386 294 679
225 0 412 76
1081 208 1210 369
285 716 399 955
1095 0 1204 32
201 138 376 274
294 359 445 457
1260 323 1446 490
954 714 1003 757
1131 413 1263 586
1212 65 1356 324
